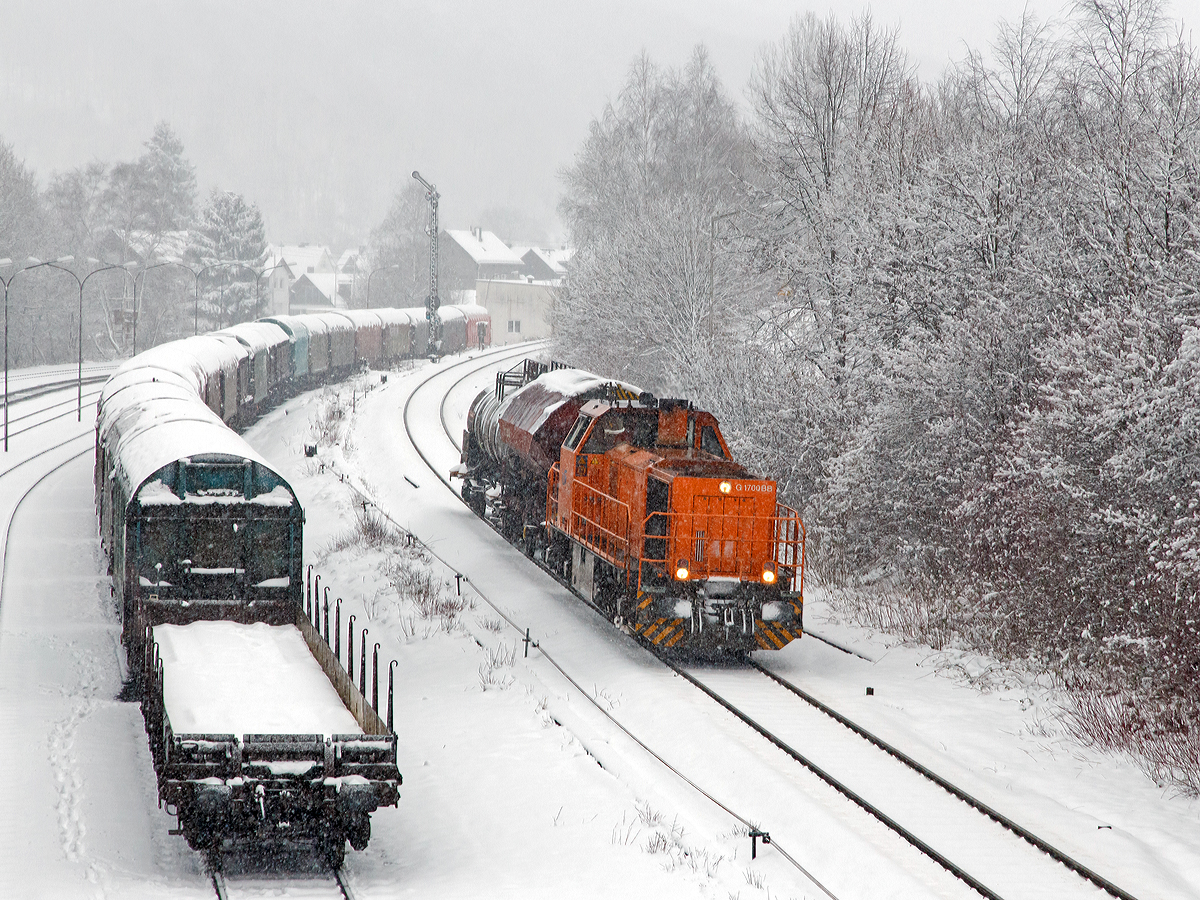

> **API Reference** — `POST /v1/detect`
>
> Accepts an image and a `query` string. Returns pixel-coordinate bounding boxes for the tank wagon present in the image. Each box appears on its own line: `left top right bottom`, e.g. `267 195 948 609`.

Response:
454 360 805 654
96 303 491 864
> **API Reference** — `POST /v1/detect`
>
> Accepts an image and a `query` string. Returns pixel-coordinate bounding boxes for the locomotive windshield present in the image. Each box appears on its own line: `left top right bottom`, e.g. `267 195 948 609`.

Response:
700 425 727 459
564 414 591 450
581 410 658 454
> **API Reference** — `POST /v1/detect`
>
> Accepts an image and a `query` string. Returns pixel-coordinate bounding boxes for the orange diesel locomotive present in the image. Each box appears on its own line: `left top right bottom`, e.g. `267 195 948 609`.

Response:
455 360 804 654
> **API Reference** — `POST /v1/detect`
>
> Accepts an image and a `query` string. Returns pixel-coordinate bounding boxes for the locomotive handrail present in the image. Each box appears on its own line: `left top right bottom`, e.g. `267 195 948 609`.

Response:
637 506 805 592
562 475 632 563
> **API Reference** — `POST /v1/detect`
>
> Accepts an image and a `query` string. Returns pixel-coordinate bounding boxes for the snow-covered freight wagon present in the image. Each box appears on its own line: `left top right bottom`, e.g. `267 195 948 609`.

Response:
142 617 399 867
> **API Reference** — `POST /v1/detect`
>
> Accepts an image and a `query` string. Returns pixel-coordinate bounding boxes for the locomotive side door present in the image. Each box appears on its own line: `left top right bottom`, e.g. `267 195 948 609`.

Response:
557 413 593 532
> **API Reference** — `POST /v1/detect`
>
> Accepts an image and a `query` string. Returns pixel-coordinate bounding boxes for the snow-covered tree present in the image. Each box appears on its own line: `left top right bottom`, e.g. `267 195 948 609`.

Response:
140 122 197 239
558 47 760 399
367 181 433 308
189 189 267 330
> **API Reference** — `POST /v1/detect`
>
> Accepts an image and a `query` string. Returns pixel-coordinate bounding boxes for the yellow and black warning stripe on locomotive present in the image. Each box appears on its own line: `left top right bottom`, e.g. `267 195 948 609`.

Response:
632 618 689 648
603 383 642 403
753 620 799 650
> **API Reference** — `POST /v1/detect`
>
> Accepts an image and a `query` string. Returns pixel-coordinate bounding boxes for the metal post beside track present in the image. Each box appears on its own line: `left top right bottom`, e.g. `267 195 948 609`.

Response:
387 660 397 732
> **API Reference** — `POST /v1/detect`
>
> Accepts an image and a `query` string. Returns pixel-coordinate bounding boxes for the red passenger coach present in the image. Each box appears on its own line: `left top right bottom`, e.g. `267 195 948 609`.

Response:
455 360 804 654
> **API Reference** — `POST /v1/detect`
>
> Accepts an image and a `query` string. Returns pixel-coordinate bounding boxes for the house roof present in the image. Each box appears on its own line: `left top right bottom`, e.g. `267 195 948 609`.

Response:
444 229 524 266
522 247 569 278
337 248 364 273
267 243 334 276
291 272 338 304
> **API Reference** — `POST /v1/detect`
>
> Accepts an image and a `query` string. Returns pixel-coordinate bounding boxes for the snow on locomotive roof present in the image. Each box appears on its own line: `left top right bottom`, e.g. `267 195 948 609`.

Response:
153 622 362 737
531 367 640 398
495 367 643 459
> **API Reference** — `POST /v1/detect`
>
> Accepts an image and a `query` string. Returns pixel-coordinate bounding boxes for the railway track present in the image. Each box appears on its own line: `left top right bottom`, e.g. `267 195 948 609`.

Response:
210 865 356 900
401 351 1145 900
666 660 1141 900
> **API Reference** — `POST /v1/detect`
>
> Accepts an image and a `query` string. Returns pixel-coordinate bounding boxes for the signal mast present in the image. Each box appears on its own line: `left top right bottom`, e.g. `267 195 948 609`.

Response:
410 170 441 358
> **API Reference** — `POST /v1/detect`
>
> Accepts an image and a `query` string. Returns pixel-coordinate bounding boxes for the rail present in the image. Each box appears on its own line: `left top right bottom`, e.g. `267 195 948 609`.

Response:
749 661 1141 900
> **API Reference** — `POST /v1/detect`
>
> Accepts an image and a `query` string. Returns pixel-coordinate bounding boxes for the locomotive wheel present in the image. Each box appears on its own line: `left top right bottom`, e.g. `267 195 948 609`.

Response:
462 483 486 517
347 812 371 850
320 834 346 869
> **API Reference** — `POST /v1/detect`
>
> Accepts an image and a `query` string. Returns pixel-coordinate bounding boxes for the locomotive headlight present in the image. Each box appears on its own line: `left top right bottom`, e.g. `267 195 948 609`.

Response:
719 480 732 494
762 564 777 584
675 560 690 580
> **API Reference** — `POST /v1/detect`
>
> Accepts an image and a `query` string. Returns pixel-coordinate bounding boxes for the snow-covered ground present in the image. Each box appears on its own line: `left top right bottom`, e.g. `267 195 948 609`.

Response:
0 354 1196 898
244 350 1200 899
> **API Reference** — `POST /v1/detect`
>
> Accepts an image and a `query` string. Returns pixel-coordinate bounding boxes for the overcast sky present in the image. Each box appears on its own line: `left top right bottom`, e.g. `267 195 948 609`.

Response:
1 0 1194 250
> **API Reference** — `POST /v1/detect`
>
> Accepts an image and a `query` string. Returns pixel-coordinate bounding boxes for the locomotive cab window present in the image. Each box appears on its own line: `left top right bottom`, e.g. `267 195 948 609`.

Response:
700 425 727 459
564 414 592 451
582 412 629 454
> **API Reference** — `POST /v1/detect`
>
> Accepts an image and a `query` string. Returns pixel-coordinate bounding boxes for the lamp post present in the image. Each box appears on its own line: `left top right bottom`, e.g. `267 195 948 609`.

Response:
156 261 239 336
0 256 42 452
365 264 400 308
35 259 136 420
175 260 281 333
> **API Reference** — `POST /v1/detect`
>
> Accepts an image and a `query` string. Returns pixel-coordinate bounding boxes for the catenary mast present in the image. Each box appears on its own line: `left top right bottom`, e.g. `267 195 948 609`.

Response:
411 170 441 357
